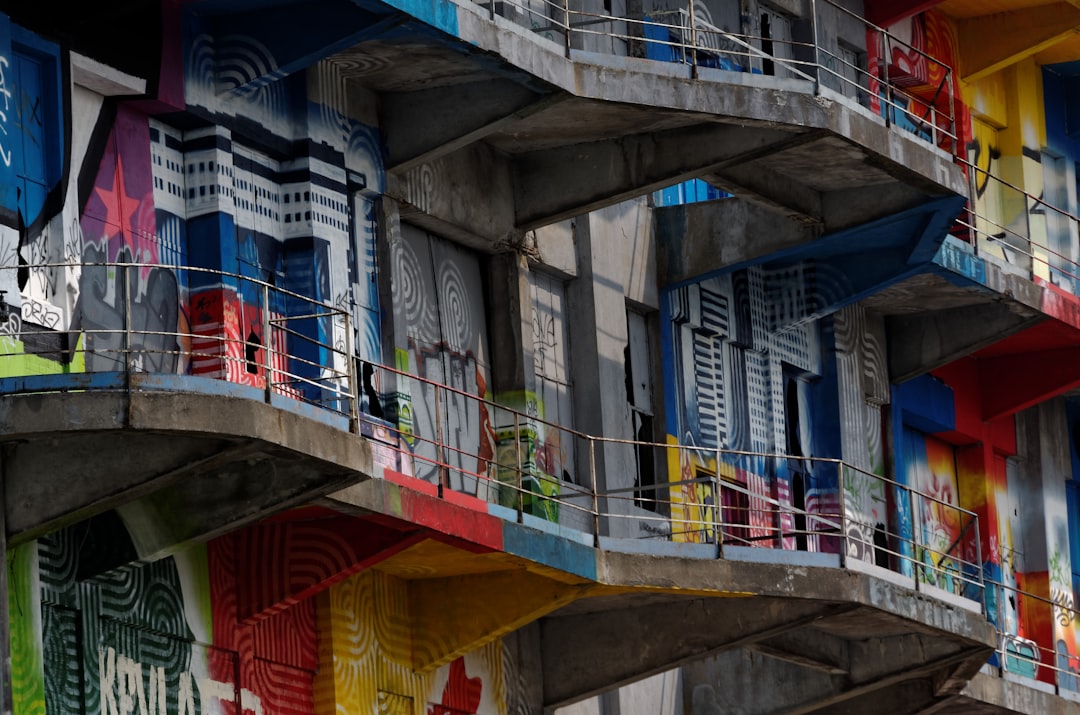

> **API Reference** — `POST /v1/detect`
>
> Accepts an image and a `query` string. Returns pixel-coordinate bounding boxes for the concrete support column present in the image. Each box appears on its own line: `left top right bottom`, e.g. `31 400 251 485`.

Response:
1013 400 1071 684
488 251 535 398
375 196 405 366
566 199 658 538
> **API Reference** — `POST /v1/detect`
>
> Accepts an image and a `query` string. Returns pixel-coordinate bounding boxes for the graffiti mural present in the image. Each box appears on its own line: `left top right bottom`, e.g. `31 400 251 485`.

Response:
869 10 970 152
390 225 497 496
315 569 507 715
662 265 838 548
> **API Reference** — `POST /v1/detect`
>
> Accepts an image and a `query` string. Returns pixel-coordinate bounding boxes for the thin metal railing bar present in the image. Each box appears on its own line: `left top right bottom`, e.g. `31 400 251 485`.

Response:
0 259 349 316
958 211 1080 282
92 321 355 398
372 423 598 516
603 473 848 537
960 159 1080 226
827 0 953 73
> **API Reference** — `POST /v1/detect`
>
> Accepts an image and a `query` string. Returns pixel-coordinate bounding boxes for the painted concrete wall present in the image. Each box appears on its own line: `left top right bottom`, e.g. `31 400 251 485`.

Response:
10 519 517 715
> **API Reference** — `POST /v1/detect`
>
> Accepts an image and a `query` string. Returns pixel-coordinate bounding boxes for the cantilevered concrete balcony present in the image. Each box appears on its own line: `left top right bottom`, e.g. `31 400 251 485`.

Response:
0 259 1000 715
50 0 971 251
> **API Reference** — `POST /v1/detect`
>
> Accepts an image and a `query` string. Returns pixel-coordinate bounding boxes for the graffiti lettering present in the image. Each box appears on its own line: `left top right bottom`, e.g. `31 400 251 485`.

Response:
408 342 496 494
0 310 20 337
533 312 556 375
100 647 263 715
20 293 61 329
79 243 180 373
0 55 11 167
967 137 1001 199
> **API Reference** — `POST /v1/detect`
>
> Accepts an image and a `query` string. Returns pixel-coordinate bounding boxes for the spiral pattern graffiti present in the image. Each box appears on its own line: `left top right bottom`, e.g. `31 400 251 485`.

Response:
394 239 438 341
438 259 472 352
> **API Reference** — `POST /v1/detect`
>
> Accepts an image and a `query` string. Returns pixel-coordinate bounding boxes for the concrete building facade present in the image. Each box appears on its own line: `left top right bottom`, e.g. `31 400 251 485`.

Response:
4 0 1080 714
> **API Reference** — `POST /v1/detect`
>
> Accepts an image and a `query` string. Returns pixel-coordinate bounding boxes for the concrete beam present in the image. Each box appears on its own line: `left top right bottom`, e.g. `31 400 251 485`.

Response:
749 629 849 676
887 302 1045 382
383 81 562 172
0 381 372 546
411 569 586 672
656 199 820 285
705 164 824 225
512 125 829 230
820 182 934 234
388 142 518 248
956 670 1080 714
957 4 1080 82
212 1 403 93
539 597 854 707
778 644 991 715
979 345 1080 421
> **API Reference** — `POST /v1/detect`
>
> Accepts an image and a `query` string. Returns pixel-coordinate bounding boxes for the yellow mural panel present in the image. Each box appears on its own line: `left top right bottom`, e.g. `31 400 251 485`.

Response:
315 571 508 715
965 73 1008 128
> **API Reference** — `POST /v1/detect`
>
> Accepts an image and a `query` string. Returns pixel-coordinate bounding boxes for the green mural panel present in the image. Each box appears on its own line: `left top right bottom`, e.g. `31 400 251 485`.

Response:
9 541 45 715
43 606 81 714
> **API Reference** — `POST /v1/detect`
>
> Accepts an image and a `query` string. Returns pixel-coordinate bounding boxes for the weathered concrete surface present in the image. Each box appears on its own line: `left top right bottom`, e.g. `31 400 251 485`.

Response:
656 199 821 285
314 0 968 246
941 670 1080 714
328 478 995 715
888 302 1046 383
0 378 372 553
538 552 996 713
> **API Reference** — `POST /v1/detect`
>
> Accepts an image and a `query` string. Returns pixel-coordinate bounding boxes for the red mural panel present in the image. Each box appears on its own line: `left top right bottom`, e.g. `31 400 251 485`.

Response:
208 536 319 715
429 658 483 715
80 105 159 266
189 287 295 394
233 516 423 622
866 10 971 151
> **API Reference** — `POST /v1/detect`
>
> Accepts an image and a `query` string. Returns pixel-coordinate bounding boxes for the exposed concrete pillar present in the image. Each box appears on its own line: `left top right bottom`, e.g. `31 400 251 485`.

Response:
488 251 536 398
375 196 406 364
565 200 659 537
1012 400 1072 683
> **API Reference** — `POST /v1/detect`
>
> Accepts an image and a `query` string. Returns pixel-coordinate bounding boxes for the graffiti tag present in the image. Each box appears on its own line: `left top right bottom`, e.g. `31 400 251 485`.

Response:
0 55 11 167
99 647 264 715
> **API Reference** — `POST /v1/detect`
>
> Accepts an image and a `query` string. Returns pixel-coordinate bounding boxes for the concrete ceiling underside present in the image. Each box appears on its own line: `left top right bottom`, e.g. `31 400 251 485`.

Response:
322 12 968 243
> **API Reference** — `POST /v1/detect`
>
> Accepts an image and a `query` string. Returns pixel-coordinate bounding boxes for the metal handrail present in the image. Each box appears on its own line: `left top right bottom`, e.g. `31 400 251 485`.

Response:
0 260 355 419
985 577 1080 694
478 0 958 153
362 362 982 599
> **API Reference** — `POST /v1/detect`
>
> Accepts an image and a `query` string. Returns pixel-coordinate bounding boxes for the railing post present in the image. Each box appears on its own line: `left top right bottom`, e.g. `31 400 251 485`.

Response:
714 450 723 560
262 283 273 405
344 313 359 433
434 380 447 497
996 579 1005 670
837 461 846 568
810 0 821 93
515 410 524 523
123 263 133 375
909 485 920 589
947 69 957 156
881 29 891 128
562 0 571 57
590 438 600 548
686 0 697 78
974 515 984 613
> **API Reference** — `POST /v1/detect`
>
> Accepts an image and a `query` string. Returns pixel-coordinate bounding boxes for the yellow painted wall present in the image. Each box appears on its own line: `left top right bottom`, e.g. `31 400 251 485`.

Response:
962 59 1051 277
314 570 508 715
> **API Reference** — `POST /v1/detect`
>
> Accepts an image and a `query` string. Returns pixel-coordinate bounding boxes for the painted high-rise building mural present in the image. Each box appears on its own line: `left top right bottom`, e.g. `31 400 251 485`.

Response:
4 0 1080 714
